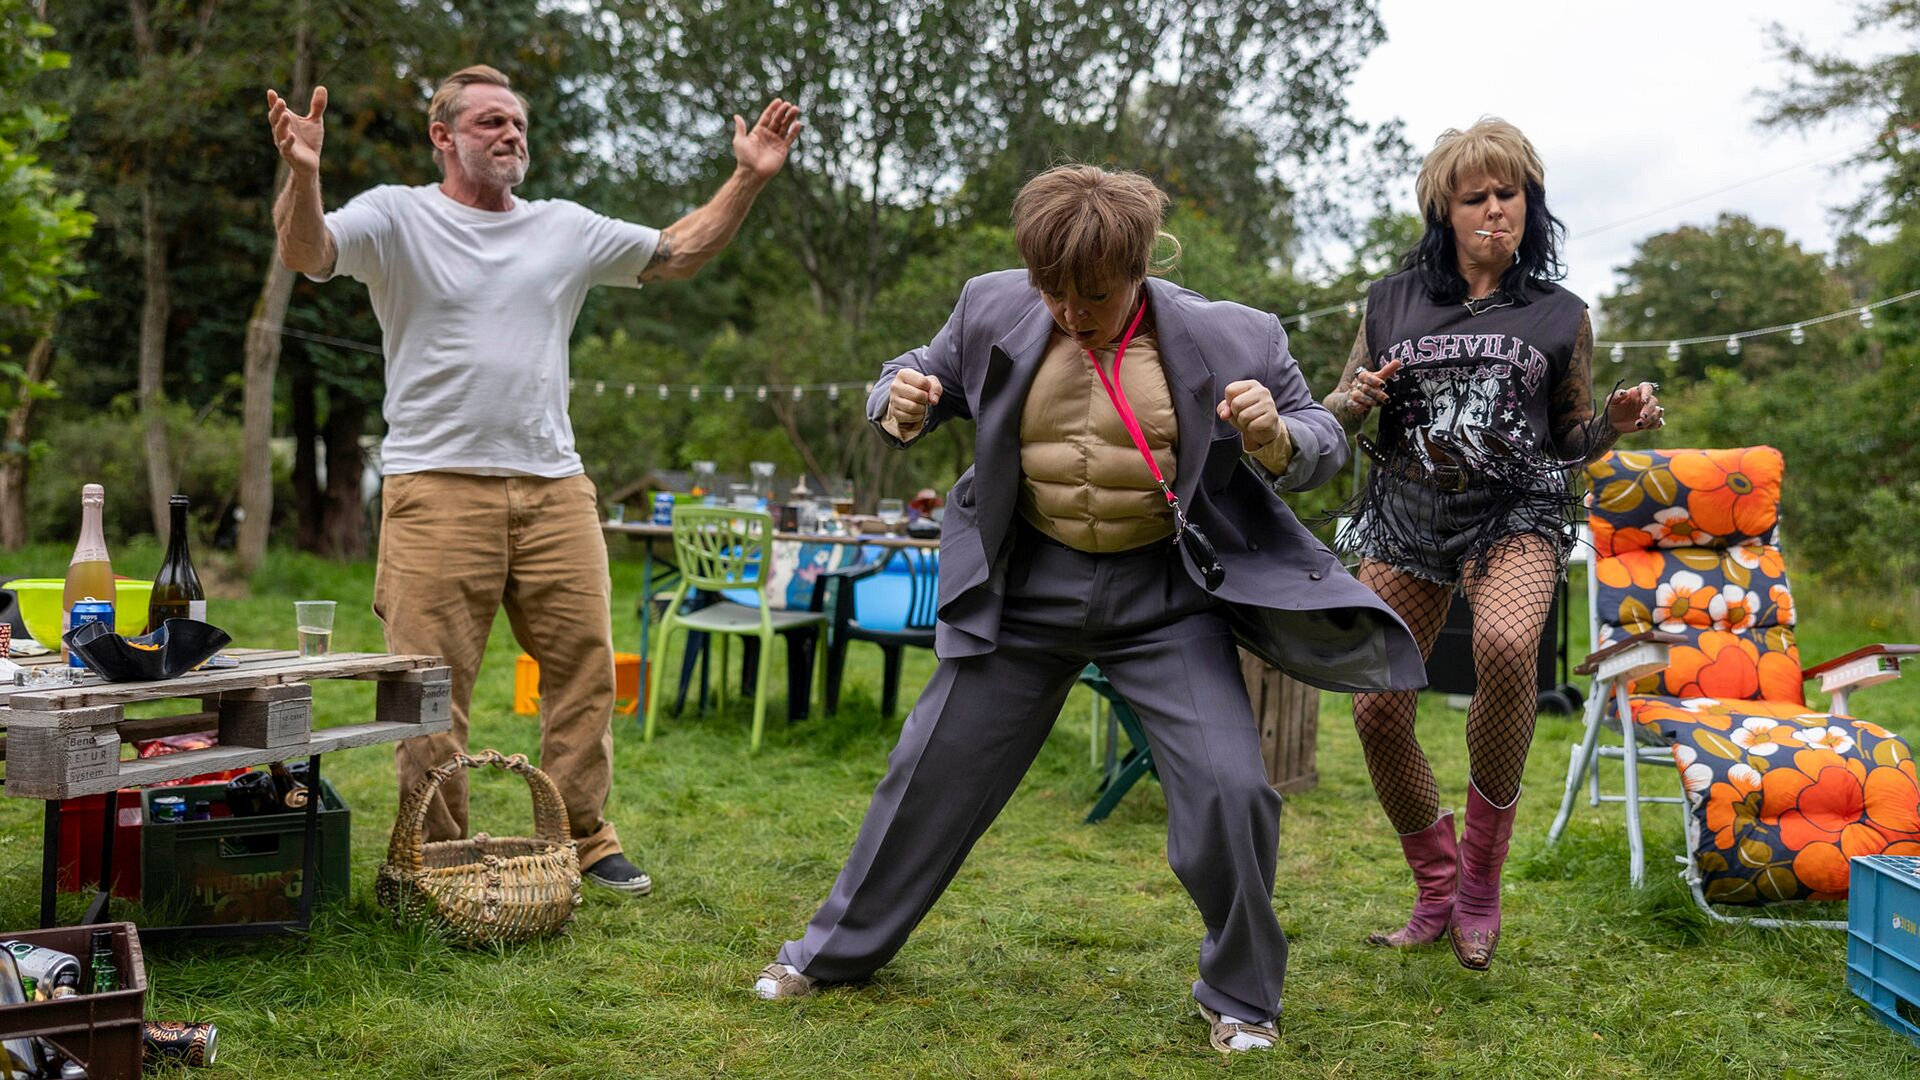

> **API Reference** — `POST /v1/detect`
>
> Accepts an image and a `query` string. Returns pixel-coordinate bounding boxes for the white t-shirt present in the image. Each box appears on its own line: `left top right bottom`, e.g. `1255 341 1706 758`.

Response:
315 184 659 477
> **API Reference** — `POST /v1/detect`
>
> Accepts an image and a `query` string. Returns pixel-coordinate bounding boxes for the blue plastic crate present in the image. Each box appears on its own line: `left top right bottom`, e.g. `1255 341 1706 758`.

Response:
1847 854 1920 1047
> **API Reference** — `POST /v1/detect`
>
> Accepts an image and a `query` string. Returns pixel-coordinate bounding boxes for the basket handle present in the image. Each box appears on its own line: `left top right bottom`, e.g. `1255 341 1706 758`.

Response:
386 749 575 873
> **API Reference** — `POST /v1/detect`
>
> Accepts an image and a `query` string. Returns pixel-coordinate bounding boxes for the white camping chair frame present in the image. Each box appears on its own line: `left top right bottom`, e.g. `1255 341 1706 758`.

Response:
1544 551 1913 930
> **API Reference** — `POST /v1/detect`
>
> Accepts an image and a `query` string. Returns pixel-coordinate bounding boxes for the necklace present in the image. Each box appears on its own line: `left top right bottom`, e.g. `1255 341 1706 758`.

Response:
1463 291 1514 317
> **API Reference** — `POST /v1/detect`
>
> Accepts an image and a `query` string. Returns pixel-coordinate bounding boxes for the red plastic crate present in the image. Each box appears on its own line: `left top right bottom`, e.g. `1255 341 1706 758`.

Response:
54 791 143 899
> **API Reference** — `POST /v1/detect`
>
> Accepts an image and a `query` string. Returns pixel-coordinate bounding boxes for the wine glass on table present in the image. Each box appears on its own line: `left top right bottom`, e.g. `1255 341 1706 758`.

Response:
876 498 906 535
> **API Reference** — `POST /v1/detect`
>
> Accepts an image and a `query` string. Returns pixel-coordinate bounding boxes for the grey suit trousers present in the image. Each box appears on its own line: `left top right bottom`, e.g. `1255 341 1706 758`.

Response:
778 526 1287 1023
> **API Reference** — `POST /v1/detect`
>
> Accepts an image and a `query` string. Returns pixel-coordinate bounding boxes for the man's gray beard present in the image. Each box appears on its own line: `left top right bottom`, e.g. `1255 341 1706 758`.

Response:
459 145 529 189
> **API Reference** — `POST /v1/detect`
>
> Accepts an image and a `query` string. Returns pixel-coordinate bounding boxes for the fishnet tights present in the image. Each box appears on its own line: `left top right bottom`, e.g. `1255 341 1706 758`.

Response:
1351 534 1563 833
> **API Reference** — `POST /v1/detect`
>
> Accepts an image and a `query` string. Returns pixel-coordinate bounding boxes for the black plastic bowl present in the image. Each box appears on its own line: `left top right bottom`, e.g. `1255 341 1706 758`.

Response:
64 618 232 682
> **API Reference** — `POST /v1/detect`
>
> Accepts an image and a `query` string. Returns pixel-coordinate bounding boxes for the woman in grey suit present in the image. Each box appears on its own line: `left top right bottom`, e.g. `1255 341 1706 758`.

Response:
754 165 1422 1053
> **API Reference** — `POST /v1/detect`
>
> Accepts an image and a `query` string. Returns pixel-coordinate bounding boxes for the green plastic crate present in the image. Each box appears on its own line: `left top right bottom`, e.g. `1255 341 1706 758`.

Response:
139 778 350 924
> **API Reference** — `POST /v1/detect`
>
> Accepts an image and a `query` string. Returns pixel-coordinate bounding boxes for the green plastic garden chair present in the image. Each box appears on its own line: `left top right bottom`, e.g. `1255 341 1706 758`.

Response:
1079 664 1157 823
644 507 826 752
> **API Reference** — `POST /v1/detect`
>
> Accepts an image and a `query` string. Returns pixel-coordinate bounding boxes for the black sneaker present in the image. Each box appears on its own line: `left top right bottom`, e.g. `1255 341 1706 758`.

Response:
583 853 654 896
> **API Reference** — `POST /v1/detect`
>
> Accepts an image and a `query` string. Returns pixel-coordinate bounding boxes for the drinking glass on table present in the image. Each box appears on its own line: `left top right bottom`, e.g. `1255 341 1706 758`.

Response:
829 477 856 518
876 498 906 534
295 601 336 658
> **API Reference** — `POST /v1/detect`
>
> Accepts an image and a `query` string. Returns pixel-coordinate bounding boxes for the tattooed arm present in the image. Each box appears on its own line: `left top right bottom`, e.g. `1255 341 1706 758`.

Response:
637 172 762 283
1323 324 1374 437
639 100 802 282
1549 311 1623 464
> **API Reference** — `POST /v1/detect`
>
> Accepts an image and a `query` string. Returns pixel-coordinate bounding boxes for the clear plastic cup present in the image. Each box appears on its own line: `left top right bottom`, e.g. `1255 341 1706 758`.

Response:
295 600 336 658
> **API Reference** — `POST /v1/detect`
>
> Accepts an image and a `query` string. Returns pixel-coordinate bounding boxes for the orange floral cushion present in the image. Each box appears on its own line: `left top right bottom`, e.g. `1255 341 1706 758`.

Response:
1593 541 1803 704
1629 695 1920 903
1587 447 1784 556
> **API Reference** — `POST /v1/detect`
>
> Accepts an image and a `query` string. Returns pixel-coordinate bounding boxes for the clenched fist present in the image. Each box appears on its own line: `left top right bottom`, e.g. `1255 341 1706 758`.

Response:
888 368 943 435
1218 379 1281 452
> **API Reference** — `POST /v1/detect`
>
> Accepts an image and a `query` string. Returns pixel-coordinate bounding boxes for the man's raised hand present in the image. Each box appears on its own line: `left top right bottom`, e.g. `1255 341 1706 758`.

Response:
888 368 943 435
267 86 328 177
733 98 802 181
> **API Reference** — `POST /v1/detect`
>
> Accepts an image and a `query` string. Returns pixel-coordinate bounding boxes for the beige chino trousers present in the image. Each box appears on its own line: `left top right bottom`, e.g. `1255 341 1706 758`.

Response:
374 471 622 868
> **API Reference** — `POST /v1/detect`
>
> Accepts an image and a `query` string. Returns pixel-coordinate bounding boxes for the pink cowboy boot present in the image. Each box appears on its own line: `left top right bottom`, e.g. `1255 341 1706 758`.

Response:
1366 810 1458 947
1450 782 1520 970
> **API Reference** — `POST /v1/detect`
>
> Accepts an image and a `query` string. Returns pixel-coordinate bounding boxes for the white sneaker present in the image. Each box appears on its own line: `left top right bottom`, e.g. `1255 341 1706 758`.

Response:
753 963 815 1000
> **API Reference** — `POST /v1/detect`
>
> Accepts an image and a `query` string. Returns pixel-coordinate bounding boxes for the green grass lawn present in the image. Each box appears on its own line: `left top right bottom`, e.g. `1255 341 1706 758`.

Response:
3 542 1918 1078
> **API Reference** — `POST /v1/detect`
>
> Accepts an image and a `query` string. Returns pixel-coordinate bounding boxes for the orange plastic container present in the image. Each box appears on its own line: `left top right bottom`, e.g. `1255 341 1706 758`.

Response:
514 653 644 716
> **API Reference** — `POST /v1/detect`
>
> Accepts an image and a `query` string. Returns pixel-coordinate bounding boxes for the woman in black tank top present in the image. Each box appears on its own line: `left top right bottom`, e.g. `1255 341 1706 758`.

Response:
1322 119 1664 971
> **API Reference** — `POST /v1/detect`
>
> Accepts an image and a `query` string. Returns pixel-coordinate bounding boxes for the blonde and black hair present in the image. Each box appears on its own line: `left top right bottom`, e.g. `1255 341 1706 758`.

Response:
1011 165 1179 296
427 65 528 168
1406 117 1566 302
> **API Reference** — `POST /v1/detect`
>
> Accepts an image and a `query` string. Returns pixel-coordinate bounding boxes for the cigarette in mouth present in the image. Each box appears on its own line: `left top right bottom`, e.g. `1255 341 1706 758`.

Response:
1474 230 1495 236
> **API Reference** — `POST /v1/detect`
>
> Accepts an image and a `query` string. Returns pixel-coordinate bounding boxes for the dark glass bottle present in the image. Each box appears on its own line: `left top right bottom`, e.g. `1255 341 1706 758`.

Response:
148 495 206 629
268 762 310 810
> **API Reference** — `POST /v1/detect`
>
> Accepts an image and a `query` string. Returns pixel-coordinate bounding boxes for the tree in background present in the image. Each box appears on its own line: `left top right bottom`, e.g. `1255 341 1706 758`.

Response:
37 1 615 556
27 0 1400 554
1739 2 1920 583
0 0 94 550
1598 213 1853 382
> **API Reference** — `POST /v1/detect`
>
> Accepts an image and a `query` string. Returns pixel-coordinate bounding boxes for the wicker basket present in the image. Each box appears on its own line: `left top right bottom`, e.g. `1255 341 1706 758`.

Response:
376 749 582 946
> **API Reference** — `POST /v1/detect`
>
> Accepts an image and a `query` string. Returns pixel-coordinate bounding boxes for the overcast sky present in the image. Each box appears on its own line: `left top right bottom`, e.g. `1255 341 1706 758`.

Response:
1338 0 1879 325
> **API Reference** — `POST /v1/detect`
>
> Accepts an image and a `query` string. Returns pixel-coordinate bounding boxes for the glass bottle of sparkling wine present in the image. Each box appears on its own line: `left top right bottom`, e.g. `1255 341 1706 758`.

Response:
149 495 206 629
62 484 115 659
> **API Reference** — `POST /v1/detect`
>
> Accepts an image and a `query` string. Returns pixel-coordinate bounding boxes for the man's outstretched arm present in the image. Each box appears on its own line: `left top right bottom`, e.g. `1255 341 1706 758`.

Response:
268 86 336 275
640 98 802 282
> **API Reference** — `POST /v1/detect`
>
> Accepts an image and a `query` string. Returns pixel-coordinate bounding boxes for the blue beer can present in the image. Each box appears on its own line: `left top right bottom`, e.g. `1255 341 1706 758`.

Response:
67 598 114 668
652 492 675 526
150 795 186 824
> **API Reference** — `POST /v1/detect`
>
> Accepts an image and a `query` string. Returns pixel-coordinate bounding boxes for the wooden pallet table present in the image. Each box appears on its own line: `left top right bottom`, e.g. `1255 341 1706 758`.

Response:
0 649 449 937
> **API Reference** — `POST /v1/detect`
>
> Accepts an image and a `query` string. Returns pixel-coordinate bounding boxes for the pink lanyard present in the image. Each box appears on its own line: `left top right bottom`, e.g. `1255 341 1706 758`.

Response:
1083 298 1175 508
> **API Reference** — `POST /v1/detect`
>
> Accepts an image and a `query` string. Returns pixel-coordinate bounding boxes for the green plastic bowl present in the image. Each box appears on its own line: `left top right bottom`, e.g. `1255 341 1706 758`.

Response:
7 578 157 650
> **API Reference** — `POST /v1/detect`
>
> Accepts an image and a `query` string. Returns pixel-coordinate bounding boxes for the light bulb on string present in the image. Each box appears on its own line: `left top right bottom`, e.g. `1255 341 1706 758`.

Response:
791 386 804 401
1666 342 1681 363
755 385 767 402
723 386 735 402
828 385 840 401
568 379 576 393
1725 336 1740 357
1860 306 1875 329
624 384 636 398
594 381 605 395
1790 324 1805 346
689 386 701 401
1298 313 1312 331
1345 301 1359 317
1609 343 1625 364
657 384 669 400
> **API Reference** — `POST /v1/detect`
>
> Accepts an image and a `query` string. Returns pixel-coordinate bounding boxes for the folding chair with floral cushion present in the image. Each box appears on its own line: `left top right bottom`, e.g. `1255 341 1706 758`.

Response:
1546 446 1919 927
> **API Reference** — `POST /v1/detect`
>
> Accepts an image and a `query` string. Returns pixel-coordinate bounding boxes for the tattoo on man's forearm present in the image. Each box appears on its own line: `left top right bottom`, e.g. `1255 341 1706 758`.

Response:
645 232 674 271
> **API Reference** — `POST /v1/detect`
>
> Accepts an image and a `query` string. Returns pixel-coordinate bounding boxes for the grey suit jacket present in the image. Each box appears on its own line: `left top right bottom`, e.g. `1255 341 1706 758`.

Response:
867 270 1426 693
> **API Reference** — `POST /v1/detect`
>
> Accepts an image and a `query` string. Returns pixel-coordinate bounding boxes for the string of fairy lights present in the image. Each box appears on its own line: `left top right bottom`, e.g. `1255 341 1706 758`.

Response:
552 287 1920 399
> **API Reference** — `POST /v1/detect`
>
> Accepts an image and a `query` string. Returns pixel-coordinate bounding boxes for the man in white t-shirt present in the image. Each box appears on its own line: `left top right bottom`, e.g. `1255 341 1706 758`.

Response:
266 64 801 897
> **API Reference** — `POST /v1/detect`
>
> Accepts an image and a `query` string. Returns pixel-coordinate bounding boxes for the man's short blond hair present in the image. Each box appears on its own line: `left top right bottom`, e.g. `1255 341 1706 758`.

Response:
427 64 528 167
1011 165 1178 296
